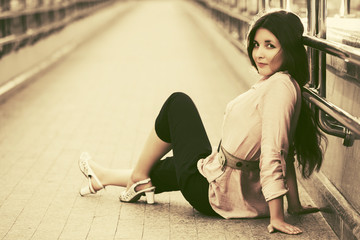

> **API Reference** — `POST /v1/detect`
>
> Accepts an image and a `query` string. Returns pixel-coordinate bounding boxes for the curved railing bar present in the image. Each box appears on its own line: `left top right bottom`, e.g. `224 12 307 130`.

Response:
302 35 360 66
302 87 360 139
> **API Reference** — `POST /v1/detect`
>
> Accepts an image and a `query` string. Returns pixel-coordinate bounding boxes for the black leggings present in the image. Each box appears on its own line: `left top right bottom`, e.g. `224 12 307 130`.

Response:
149 92 218 216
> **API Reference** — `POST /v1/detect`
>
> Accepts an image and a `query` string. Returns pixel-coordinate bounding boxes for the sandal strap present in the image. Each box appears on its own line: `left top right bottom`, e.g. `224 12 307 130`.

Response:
88 178 96 194
128 178 151 192
120 178 154 202
134 178 151 186
91 172 104 189
79 152 104 192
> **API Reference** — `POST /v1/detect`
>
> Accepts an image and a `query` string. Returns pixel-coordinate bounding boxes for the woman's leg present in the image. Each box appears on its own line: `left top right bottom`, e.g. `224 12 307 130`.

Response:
86 92 216 215
121 91 212 194
150 92 217 215
92 92 212 197
87 128 171 191
126 128 171 189
86 164 131 189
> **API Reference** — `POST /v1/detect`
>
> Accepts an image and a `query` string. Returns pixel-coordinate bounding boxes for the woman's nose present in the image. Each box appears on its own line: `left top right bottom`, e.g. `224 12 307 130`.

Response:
254 46 264 59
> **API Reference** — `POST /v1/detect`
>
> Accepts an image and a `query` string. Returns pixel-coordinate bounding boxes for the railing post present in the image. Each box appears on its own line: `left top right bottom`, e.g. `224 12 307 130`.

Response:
259 0 265 11
319 0 327 97
280 0 291 11
307 0 319 88
340 0 350 17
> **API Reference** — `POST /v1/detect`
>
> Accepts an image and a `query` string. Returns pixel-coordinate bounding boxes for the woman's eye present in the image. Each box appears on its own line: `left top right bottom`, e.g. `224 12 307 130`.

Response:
253 42 259 47
266 44 276 48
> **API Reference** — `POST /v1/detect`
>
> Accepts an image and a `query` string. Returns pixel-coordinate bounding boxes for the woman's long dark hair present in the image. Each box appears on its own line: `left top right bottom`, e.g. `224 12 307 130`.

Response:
247 10 327 178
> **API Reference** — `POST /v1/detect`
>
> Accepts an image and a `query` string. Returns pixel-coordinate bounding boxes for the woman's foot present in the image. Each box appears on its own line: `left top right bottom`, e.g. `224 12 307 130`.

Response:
120 175 155 204
78 152 105 195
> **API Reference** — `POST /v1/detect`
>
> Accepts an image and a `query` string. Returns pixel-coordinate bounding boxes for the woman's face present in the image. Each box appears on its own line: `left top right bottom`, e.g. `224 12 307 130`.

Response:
252 28 284 77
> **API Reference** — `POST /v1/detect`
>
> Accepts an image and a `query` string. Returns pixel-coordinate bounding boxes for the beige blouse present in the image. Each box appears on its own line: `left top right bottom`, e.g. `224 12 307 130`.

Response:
197 71 301 219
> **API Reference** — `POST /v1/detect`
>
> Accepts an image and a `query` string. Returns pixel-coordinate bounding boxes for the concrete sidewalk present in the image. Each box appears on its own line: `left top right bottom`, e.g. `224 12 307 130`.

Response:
0 0 338 239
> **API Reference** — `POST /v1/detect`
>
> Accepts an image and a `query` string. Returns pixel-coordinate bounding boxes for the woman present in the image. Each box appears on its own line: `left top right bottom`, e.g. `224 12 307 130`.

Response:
78 10 326 235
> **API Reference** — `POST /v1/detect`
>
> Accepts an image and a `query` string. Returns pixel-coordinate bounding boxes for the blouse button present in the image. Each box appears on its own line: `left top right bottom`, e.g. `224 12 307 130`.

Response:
220 155 225 165
236 162 242 167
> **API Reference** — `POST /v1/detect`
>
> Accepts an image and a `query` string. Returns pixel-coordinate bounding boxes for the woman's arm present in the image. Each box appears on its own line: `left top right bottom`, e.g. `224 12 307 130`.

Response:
258 75 309 234
268 197 302 234
285 160 301 211
285 161 319 215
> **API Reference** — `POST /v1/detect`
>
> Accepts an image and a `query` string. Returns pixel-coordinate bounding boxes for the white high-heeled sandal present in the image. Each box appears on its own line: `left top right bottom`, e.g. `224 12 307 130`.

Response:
119 178 155 204
78 152 104 196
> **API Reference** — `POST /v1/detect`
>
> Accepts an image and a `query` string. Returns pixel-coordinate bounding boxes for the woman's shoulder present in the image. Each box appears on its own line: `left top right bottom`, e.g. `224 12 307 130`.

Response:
260 71 300 104
267 71 293 83
265 71 299 92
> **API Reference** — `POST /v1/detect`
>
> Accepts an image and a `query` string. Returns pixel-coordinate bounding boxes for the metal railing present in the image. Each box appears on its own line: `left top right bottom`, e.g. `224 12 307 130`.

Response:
303 36 360 66
195 0 360 146
0 0 113 58
302 34 360 146
305 0 360 146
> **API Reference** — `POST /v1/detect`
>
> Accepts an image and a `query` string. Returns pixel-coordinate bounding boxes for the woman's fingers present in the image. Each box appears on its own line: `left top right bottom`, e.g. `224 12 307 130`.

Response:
304 205 320 212
288 205 320 215
268 222 303 235
284 224 302 235
267 224 275 233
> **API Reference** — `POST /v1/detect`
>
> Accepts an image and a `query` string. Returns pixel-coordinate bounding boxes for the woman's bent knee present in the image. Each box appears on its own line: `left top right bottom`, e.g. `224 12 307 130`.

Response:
168 92 192 102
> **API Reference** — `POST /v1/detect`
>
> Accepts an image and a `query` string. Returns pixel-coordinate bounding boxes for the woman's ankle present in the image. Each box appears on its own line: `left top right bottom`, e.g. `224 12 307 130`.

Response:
128 172 152 189
88 161 105 190
130 171 150 182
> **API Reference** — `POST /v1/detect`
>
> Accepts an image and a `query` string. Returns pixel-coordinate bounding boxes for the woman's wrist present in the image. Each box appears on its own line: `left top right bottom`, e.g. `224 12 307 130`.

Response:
287 205 301 215
268 197 285 221
287 201 302 211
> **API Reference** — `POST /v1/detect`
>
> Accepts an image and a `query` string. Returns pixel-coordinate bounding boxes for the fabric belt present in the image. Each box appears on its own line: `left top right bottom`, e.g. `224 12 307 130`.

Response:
218 146 259 171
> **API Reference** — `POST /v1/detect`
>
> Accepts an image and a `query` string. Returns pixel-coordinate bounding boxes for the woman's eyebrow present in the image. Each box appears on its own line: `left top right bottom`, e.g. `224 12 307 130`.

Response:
264 40 280 46
254 39 275 43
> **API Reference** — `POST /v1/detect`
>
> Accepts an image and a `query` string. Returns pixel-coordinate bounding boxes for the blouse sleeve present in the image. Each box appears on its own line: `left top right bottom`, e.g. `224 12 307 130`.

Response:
258 74 298 202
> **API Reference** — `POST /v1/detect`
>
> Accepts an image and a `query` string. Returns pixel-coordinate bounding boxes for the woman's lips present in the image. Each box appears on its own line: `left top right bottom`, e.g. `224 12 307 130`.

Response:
256 62 267 68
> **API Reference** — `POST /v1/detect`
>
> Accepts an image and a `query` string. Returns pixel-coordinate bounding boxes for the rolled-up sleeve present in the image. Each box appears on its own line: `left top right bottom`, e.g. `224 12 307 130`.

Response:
258 75 298 202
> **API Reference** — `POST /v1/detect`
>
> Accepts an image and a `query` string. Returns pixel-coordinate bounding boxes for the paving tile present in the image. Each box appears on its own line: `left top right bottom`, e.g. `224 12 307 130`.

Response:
87 215 119 240
120 203 146 220
115 219 144 240
170 223 198 240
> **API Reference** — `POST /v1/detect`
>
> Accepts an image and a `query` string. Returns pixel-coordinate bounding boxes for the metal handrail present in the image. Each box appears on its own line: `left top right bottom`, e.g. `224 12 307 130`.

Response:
0 0 105 20
0 35 16 46
0 3 73 20
303 35 360 66
302 34 360 146
0 0 111 51
302 87 360 139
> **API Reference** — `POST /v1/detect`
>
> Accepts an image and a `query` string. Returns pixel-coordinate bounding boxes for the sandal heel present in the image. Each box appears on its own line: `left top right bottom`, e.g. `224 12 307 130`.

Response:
145 191 155 204
79 186 91 196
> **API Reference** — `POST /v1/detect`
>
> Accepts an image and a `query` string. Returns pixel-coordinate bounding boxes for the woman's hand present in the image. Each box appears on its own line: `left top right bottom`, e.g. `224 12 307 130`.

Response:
268 219 302 235
287 205 319 215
